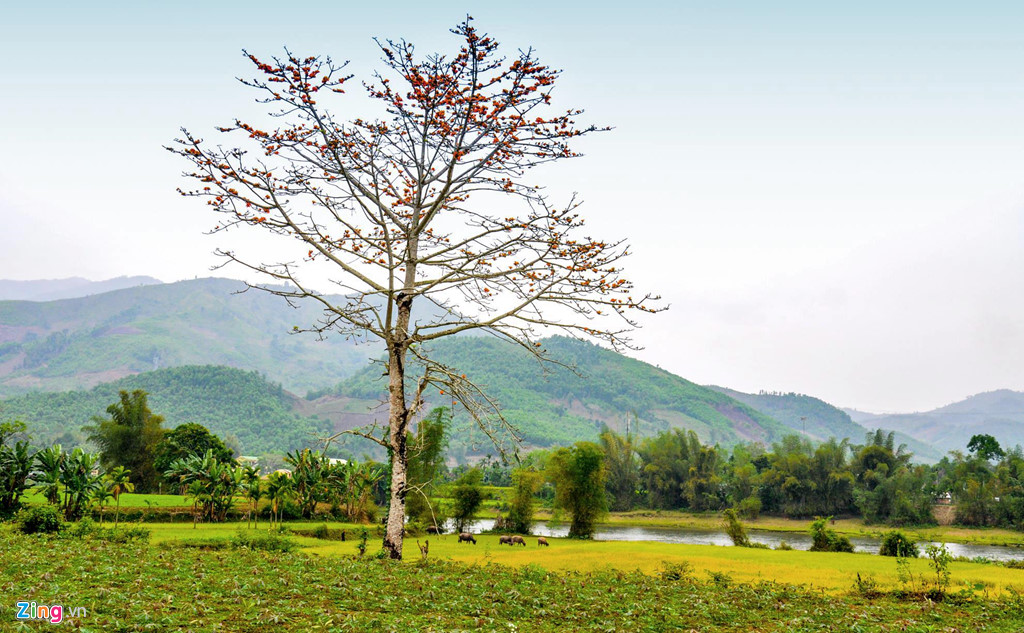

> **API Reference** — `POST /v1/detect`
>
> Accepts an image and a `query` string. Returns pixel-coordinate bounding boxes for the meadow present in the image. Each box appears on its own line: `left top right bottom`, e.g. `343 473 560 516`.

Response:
5 525 1024 632
143 521 1024 595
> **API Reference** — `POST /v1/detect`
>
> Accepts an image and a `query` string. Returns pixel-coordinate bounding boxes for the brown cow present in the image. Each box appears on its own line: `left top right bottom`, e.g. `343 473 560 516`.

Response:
511 535 526 546
537 536 549 547
458 532 477 545
499 535 514 546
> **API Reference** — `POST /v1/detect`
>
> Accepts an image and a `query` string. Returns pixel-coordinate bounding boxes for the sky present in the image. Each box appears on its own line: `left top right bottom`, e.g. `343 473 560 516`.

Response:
2 1 1023 413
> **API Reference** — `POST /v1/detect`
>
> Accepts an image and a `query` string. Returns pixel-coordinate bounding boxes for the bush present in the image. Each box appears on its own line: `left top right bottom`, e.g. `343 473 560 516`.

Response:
775 541 793 551
737 496 762 520
723 508 750 547
67 518 97 538
100 525 151 543
879 530 919 558
15 505 65 535
809 517 854 553
231 529 297 552
659 561 693 581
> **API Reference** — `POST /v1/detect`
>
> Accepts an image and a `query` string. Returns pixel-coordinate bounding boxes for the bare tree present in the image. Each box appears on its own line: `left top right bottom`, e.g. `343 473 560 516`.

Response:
169 18 661 559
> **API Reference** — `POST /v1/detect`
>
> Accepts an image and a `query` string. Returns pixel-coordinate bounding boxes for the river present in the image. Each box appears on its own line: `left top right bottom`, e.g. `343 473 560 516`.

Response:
463 519 1024 561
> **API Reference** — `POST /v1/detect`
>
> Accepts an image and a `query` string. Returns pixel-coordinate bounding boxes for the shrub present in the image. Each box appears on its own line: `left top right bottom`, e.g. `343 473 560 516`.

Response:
231 529 297 552
100 525 151 543
926 543 952 591
723 508 750 547
809 517 854 553
15 505 65 535
775 541 793 551
879 530 919 558
659 561 693 581
737 496 761 520
67 518 97 538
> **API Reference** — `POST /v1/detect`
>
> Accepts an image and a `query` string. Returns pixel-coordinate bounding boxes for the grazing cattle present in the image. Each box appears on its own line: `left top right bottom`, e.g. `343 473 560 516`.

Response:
499 535 514 546
537 537 549 547
510 535 526 546
426 525 441 535
458 532 477 545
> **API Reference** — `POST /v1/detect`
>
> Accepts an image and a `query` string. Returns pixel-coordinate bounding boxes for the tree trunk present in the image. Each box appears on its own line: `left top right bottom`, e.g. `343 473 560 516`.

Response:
383 338 411 559
380 286 411 557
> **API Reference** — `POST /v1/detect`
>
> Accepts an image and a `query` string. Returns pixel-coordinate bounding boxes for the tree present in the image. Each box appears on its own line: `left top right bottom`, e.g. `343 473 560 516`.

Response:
967 434 1005 462
170 18 660 559
59 448 103 521
449 467 483 533
600 428 640 512
506 467 542 534
243 466 263 528
405 407 449 529
547 441 606 538
106 466 134 528
153 423 234 477
85 390 165 492
33 444 64 506
0 421 32 517
92 485 115 526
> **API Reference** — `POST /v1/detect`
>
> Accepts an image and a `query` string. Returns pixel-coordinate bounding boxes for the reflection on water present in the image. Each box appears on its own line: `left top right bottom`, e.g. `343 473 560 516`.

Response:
461 519 1024 561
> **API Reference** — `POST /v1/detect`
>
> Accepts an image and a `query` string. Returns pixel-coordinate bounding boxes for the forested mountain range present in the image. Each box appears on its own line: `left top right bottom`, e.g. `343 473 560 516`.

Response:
844 390 1024 455
0 277 370 397
2 276 1014 461
0 276 162 301
707 387 945 463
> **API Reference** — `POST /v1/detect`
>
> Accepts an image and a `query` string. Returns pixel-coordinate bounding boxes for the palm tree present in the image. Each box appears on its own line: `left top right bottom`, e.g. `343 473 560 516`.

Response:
243 466 262 529
92 485 115 525
106 466 134 528
265 472 292 527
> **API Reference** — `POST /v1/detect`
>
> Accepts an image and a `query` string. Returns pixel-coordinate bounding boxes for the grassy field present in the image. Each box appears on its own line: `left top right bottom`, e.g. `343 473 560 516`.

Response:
21 490 192 508
4 526 1024 632
129 521 1024 596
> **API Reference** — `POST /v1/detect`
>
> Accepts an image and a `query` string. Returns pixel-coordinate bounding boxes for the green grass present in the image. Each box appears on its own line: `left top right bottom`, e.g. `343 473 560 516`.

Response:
4 526 1024 631
22 490 192 508
89 520 1024 596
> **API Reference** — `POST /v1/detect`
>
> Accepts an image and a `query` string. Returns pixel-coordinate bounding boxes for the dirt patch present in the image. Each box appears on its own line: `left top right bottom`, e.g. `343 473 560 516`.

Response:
101 325 144 336
0 324 46 344
933 504 956 526
712 403 769 443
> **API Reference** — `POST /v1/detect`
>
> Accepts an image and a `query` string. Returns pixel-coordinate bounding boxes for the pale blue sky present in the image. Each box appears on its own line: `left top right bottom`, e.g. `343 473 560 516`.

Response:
2 1 1023 411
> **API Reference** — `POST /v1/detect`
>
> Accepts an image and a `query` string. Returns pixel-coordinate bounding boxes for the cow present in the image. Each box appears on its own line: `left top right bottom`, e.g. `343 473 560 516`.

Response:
537 537 549 547
499 535 514 546
458 532 477 545
426 525 442 535
510 535 526 546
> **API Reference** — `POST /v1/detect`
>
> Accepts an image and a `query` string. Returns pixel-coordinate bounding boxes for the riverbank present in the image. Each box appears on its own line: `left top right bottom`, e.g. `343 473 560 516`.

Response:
475 507 1024 548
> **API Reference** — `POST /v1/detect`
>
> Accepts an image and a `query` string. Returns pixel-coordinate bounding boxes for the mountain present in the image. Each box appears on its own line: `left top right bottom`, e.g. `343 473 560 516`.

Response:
0 276 162 301
0 365 330 455
320 336 795 458
861 390 1024 454
708 387 944 463
0 277 374 397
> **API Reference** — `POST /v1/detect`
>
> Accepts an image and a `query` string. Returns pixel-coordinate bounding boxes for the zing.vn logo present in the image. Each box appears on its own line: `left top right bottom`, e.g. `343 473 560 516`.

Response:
15 602 86 624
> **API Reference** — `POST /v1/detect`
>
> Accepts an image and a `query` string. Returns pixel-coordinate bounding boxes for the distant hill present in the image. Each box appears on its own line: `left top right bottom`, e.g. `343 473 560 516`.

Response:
862 390 1024 454
321 336 795 458
0 276 162 301
0 277 374 397
709 387 944 463
0 365 331 455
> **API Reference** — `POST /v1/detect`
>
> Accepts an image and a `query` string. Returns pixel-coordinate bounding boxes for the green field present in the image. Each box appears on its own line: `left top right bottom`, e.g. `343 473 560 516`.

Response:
4 523 1024 632
138 521 1024 595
